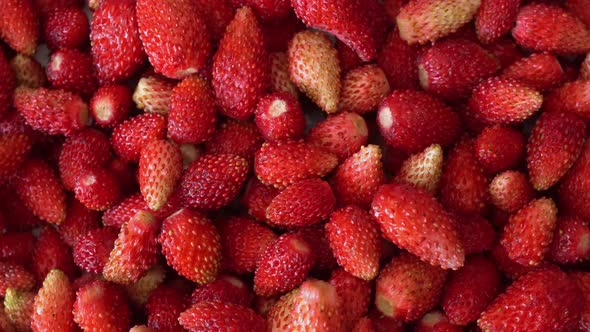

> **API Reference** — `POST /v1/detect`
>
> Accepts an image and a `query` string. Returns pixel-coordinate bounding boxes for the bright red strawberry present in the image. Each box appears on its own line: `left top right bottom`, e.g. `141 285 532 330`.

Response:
73 280 131 332
396 0 480 44
132 73 175 114
549 216 590 264
479 267 583 332
489 170 535 213
146 285 188 332
513 4 590 54
194 0 234 43
159 209 222 284
0 262 35 297
501 53 565 91
3 288 34 331
205 120 264 159
13 159 66 224
31 269 75 332
371 183 465 269
73 227 118 274
0 0 39 55
58 198 101 247
218 216 277 274
326 206 381 280
254 140 338 189
255 92 306 142
139 140 182 211
191 274 252 306
377 30 420 90
307 112 368 161
90 84 132 128
13 87 88 136
475 126 525 174
544 80 590 120
288 30 341 114
74 167 121 211
418 38 499 101
242 178 279 222
179 301 266 332
0 232 35 264
9 54 46 88
212 7 268 119
395 144 443 194
415 310 462 332
111 113 167 162
0 133 32 183
269 52 299 97
0 51 15 118
91 0 146 83
103 211 159 285
454 214 496 255
467 77 543 125
32 227 76 281
475 0 520 44
527 111 586 191
375 252 447 321
339 64 390 114
501 197 558 266
59 128 112 190
44 7 89 51
377 90 461 154
329 268 372 330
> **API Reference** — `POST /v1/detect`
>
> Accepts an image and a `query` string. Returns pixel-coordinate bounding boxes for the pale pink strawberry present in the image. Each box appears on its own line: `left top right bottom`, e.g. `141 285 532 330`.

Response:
395 144 443 194
339 64 390 114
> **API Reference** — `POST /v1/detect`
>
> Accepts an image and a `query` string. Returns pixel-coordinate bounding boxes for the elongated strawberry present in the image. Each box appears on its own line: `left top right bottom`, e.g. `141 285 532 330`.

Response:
329 268 371 330
475 126 525 174
180 301 266 332
111 113 167 162
339 64 390 114
288 30 341 114
0 0 39 55
255 92 306 142
213 7 268 119
375 252 447 321
377 30 420 90
489 170 534 213
0 262 35 297
419 38 499 101
32 269 75 332
3 288 34 331
75 167 121 211
139 140 182 211
395 144 443 194
307 112 368 161
544 80 590 120
146 285 188 332
9 54 45 89
0 133 32 184
501 53 564 91
269 52 299 97
513 4 590 54
549 216 590 264
74 280 131 332
372 183 465 269
132 73 175 114
90 85 132 128
204 120 264 160
476 0 520 44
377 90 461 154
32 227 77 282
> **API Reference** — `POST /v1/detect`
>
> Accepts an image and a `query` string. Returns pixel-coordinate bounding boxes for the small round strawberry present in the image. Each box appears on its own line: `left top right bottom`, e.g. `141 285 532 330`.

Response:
139 140 182 211
329 268 372 331
269 52 299 97
179 301 266 332
58 198 101 247
255 92 306 142
501 53 565 91
377 30 420 90
90 85 133 128
32 227 77 281
204 120 264 160
337 41 363 73
73 280 131 332
43 7 89 50
489 170 535 213
9 54 46 88
455 214 496 256
307 112 368 161
73 227 118 274
32 269 76 332
191 274 253 307
339 64 390 113
0 262 35 297
111 113 167 162
74 167 121 212
549 216 590 264
395 144 443 194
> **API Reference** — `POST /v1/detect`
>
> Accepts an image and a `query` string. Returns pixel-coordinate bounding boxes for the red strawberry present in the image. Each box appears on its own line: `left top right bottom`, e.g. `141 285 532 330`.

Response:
102 192 180 228
261 12 305 53
377 90 461 154
479 267 583 332
454 214 496 255
475 126 525 174
501 197 558 266
544 80 590 120
339 64 390 114
513 4 590 54
242 178 279 222
0 51 15 118
91 0 146 83
90 85 133 128
441 255 500 325
132 73 175 114
267 279 344 331
58 198 101 247
415 310 462 332
9 54 46 88
467 77 543 125
32 227 76 281
418 38 499 101
0 0 39 55
139 140 182 211
204 120 264 159
191 274 253 306
527 111 586 191
326 206 381 280
375 252 447 321
371 183 465 269
254 233 315 296
269 52 299 97
159 209 222 284
44 7 89 51
0 262 35 297
13 87 88 136
32 269 76 332
396 0 481 44
168 75 217 144
288 30 341 114
489 170 535 213
111 113 167 162
179 301 266 332
0 133 32 183
329 268 372 330
307 112 368 161
194 0 234 43
337 41 363 73
501 53 565 91
213 7 269 119
255 92 306 142
73 280 131 332
254 140 338 189
13 159 66 224
146 285 188 332
377 30 420 90
0 232 35 264
476 0 521 44
3 288 34 331
218 216 277 274
549 216 590 264
103 211 159 285
74 167 121 211
73 227 118 274
395 144 443 194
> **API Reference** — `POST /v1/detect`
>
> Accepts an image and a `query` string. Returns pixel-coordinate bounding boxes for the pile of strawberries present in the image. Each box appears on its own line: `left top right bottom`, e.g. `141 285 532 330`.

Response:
1 0 590 331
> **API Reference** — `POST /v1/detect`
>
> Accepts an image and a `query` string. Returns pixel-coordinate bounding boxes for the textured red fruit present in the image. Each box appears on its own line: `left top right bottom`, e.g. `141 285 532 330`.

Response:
73 280 131 332
559 141 590 219
0 133 32 184
31 269 76 332
0 262 35 297
73 227 118 274
179 301 266 332
146 285 188 332
544 80 590 121
377 30 420 90
454 214 496 255
241 178 280 222
44 7 89 50
32 227 76 281
255 92 306 142
476 0 521 44
415 310 462 332
194 0 234 42
191 274 253 307
475 126 525 174
549 216 590 264
58 198 101 247
0 49 15 118
132 73 175 114
111 113 167 162
74 168 121 211
204 120 264 160
489 170 535 213
501 53 565 91
0 232 35 264
139 140 183 211
339 64 390 114
269 52 300 97
329 268 372 330
90 85 133 128
307 112 369 161
0 0 39 55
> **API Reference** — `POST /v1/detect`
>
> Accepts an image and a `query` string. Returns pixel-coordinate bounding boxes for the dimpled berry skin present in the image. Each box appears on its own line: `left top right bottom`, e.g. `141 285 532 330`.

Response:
139 140 183 211
179 301 266 332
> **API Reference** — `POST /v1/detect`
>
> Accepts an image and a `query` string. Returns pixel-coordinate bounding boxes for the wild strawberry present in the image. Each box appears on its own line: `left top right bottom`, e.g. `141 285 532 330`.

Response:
288 30 341 114
0 133 32 183
467 77 543 125
13 87 88 136
582 53 590 80
179 301 266 332
339 64 390 114
32 269 76 332
269 52 299 97
33 227 77 281
111 113 167 162
9 54 45 89
58 198 101 247
73 280 131 332
159 209 222 284
501 197 558 266
513 4 590 54
371 183 465 269
454 214 496 255
549 216 590 264
0 262 35 297
194 0 234 43
418 38 499 101
146 285 188 332
73 227 118 274
3 288 34 331
132 73 175 114
501 53 565 91
205 120 264 160
91 0 146 83
544 80 590 120
475 126 525 174
415 310 462 332
475 0 520 44
139 140 182 211
213 7 268 119
103 211 159 285
266 178 336 228
241 178 279 222
0 232 35 264
255 92 306 142
90 85 133 128
130 325 154 332
375 252 447 321
307 112 368 161
43 7 89 50
0 0 39 55
377 30 420 90
489 170 535 213
527 111 586 191
395 144 443 194
479 267 583 332
191 274 252 307
254 140 338 189
377 90 461 154
74 167 121 211
329 268 372 330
